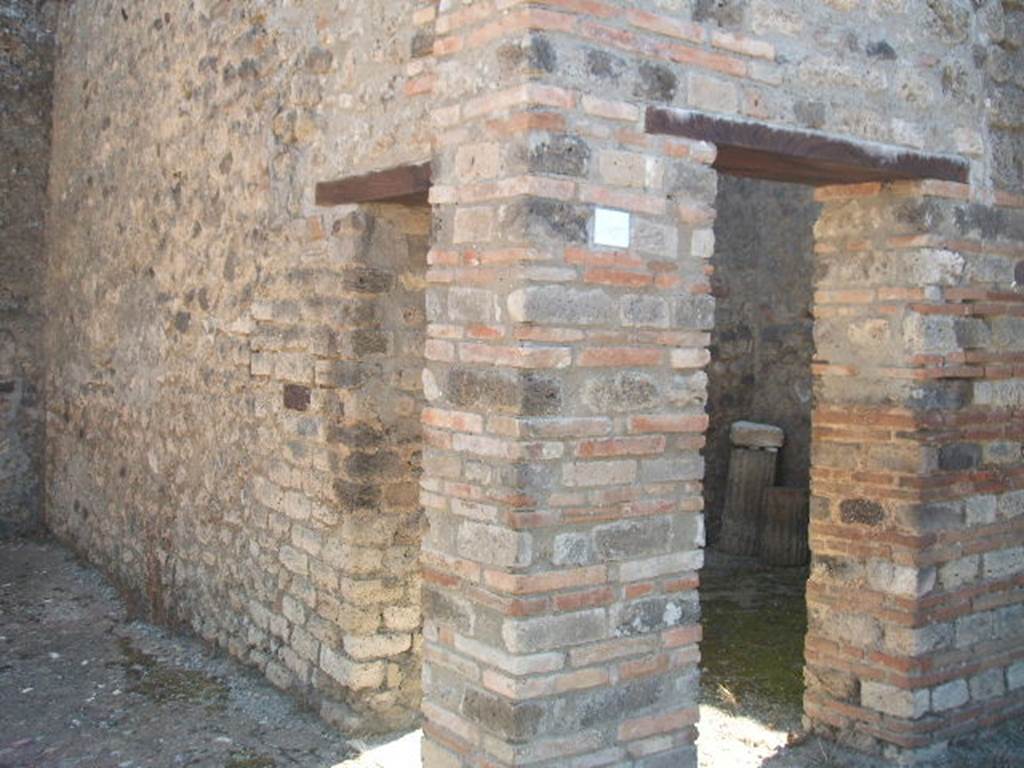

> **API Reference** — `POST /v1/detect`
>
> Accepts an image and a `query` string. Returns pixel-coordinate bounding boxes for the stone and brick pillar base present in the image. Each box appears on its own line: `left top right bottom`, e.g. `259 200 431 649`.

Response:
418 5 718 766
806 181 1024 764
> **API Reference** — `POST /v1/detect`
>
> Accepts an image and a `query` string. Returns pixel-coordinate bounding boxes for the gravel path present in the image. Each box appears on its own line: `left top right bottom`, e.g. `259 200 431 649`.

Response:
1 539 1020 768
0 539 353 768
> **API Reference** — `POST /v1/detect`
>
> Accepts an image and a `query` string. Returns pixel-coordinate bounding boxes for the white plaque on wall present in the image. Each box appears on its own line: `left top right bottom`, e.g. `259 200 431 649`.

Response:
593 207 630 249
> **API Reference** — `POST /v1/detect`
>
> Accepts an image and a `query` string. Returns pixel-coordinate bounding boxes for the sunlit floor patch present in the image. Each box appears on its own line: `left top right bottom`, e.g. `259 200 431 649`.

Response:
699 549 808 734
335 730 422 768
698 704 790 768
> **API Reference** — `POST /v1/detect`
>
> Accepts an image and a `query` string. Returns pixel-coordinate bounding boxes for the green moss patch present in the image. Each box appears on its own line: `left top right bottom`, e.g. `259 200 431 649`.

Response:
118 637 229 711
700 557 808 731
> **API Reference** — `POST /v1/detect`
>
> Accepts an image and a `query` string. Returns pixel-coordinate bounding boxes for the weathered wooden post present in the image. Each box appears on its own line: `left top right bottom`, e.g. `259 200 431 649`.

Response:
717 421 784 556
760 487 810 566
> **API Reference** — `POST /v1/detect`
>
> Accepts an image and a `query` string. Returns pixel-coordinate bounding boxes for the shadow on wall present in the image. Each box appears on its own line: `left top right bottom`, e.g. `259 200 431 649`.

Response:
0 0 58 537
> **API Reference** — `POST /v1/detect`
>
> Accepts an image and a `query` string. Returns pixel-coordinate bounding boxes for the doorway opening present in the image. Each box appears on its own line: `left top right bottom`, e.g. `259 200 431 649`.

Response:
698 175 819 758
644 106 971 764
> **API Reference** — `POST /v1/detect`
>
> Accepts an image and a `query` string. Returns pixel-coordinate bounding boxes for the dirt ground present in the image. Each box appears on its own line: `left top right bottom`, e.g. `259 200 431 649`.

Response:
1 539 1021 768
0 539 355 768
698 550 1024 768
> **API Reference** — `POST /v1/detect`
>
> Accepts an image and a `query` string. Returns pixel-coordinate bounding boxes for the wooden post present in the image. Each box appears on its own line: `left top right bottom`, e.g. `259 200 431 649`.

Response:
717 421 783 556
760 487 810 566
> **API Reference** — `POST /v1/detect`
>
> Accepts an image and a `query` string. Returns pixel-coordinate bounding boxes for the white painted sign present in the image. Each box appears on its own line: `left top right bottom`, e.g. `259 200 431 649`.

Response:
593 207 630 249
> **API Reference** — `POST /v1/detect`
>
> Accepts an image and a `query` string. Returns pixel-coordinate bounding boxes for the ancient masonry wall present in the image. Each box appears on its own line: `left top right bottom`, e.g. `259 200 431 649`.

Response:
415 2 1024 765
43 0 433 732
0 0 57 536
417 1 1023 766
985 0 1024 192
807 181 1024 762
705 176 818 543
40 0 1024 759
420 29 715 768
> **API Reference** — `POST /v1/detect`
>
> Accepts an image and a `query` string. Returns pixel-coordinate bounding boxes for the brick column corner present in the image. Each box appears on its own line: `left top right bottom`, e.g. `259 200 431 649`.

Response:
806 180 1024 764
420 4 719 765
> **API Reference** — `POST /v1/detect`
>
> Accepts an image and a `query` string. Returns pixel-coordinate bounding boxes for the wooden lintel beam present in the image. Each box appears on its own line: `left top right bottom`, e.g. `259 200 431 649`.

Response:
315 162 432 206
645 108 969 186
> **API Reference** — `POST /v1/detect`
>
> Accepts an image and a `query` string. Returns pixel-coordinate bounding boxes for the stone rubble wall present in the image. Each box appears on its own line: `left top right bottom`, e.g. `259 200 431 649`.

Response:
250 203 430 731
412 0 1016 196
43 0 432 733
983 0 1024 192
0 0 57 537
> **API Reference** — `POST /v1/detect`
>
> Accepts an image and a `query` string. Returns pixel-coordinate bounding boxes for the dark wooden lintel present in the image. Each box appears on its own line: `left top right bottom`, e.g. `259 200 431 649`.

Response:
315 162 432 206
645 108 969 186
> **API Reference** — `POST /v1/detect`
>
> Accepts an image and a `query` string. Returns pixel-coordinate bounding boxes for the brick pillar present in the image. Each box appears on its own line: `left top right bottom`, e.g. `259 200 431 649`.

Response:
806 181 1024 764
420 8 718 766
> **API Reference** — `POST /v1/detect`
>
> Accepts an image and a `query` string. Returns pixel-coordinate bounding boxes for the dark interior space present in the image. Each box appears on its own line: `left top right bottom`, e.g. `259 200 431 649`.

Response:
699 175 820 737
